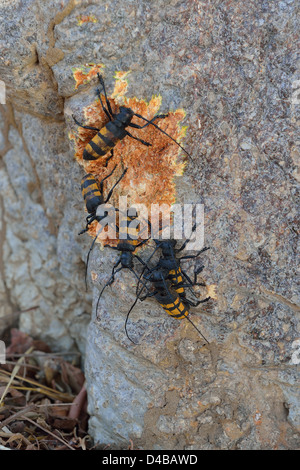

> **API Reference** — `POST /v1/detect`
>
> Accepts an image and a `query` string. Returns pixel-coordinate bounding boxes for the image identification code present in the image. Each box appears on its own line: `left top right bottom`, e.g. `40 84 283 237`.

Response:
102 454 198 466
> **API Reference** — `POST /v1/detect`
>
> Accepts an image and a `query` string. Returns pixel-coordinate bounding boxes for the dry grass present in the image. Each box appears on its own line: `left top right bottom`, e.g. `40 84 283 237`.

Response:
0 328 90 450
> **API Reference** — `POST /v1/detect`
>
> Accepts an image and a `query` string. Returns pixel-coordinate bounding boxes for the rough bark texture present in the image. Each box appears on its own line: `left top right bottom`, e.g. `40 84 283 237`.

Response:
0 0 299 450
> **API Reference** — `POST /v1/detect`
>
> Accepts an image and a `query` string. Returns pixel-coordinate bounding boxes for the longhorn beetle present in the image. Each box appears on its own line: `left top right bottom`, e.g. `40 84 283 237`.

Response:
124 268 210 345
73 73 193 162
123 228 211 343
135 221 211 306
95 209 151 314
79 165 127 235
80 165 127 290
150 239 210 307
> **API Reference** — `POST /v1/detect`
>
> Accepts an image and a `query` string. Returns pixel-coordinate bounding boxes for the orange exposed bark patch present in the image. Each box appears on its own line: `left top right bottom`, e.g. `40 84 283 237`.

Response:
76 14 98 25
70 72 188 246
111 71 130 101
253 410 263 425
72 63 104 89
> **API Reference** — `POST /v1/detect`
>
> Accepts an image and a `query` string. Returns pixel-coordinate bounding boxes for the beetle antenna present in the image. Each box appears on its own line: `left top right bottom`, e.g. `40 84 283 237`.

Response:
84 224 105 291
133 112 194 162
184 314 210 344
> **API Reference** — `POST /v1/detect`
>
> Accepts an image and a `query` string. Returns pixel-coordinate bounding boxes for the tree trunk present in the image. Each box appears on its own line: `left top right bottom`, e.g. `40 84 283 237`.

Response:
0 0 299 450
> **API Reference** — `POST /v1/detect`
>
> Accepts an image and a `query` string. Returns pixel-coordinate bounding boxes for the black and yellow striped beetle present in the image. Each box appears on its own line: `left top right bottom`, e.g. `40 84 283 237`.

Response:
95 209 151 313
125 267 210 345
79 165 127 235
73 73 192 162
152 239 210 307
79 166 127 289
123 232 211 343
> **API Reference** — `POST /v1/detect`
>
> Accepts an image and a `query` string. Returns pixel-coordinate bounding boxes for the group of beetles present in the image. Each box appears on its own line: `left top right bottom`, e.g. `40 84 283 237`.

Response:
74 74 211 344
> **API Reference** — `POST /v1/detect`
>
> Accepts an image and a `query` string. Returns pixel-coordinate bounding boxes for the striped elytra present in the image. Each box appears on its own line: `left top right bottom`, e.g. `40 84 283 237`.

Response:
81 173 103 214
83 121 128 161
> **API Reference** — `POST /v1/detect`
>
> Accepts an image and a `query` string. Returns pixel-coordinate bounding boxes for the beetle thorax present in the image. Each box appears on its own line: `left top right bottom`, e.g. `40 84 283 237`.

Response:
120 251 134 268
115 106 134 126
